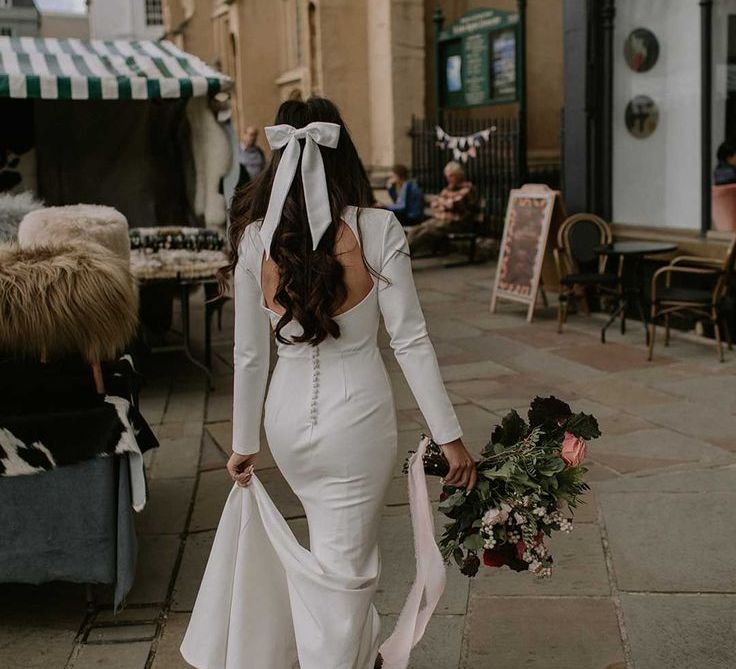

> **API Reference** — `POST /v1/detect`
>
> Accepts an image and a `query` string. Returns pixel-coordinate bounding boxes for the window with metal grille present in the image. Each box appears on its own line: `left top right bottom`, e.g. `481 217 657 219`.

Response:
0 27 12 37
145 0 163 26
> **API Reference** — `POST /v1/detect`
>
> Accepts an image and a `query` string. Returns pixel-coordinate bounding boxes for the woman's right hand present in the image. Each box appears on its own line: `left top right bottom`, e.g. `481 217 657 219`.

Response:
439 438 477 492
227 452 257 487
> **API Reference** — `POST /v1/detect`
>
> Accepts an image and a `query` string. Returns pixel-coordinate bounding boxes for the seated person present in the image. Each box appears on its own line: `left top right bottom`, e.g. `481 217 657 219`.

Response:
406 161 478 254
384 164 425 227
714 140 736 185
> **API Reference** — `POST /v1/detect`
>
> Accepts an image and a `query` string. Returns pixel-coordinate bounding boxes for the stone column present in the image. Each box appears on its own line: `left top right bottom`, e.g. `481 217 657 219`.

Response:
366 0 395 176
366 0 425 176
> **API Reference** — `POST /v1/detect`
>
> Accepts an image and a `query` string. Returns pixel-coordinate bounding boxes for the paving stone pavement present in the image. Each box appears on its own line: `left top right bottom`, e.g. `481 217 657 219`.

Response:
1 258 735 668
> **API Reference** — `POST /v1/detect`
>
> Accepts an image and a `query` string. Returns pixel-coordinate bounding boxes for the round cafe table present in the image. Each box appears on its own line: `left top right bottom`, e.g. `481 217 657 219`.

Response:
595 241 678 343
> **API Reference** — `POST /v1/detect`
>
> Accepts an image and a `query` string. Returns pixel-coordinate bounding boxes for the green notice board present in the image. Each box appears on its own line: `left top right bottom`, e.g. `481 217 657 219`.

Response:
438 8 520 109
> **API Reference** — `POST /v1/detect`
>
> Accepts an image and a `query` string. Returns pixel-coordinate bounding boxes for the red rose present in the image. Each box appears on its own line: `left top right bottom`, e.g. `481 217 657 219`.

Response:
515 540 526 560
483 548 508 568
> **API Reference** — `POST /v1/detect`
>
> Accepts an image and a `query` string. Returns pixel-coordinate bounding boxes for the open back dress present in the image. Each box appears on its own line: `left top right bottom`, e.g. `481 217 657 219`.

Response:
181 207 462 669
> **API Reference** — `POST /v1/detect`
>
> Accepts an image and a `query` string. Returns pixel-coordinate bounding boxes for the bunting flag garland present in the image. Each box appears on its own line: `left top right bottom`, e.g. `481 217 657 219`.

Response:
435 125 496 163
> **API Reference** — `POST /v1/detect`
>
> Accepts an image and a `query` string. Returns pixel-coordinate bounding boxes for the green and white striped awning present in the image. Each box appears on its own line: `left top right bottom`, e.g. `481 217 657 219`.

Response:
0 36 232 100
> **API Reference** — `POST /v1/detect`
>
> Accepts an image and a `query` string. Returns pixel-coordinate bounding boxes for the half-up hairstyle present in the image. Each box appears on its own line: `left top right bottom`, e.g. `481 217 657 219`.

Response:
220 97 375 346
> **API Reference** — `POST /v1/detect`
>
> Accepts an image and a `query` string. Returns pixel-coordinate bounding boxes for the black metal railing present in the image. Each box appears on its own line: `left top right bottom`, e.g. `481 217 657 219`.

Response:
409 116 561 237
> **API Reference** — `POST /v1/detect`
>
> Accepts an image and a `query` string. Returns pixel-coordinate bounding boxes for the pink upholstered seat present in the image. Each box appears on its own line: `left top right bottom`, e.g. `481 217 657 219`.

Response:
711 184 736 232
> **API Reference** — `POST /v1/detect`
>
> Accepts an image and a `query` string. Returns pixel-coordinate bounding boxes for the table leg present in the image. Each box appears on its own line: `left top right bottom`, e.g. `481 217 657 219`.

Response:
601 298 625 344
180 283 213 387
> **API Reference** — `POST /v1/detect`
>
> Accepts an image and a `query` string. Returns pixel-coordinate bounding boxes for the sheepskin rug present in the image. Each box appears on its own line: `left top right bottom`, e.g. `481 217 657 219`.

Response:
18 204 130 262
187 96 231 230
0 191 43 243
0 243 138 362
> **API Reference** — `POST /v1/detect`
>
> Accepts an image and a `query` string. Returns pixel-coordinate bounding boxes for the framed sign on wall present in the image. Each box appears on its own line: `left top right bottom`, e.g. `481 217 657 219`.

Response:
437 8 521 109
491 184 567 322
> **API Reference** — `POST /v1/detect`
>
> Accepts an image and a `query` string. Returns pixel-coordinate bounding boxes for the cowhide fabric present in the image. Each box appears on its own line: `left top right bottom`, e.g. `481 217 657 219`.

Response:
0 395 154 478
0 357 158 511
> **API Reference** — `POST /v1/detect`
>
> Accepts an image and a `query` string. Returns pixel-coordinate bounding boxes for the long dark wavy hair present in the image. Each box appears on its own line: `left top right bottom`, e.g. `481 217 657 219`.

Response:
220 97 375 346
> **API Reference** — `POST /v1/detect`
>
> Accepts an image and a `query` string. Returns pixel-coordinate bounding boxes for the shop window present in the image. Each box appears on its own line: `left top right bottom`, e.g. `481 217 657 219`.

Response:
612 0 700 230
713 1 736 162
283 0 304 71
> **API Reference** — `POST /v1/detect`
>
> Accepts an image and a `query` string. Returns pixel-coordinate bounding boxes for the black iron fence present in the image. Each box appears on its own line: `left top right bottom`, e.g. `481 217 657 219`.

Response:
409 116 561 237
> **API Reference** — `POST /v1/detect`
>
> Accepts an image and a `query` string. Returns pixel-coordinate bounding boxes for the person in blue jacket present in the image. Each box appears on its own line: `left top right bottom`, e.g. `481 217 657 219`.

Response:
384 164 425 227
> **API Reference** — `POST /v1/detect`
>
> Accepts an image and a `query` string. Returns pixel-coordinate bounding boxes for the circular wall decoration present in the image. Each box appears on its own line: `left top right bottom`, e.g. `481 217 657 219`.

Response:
624 28 659 72
625 95 659 138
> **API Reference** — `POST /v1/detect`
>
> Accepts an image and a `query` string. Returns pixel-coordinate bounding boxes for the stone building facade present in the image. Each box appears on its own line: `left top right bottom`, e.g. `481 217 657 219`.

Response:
163 0 561 176
0 0 41 38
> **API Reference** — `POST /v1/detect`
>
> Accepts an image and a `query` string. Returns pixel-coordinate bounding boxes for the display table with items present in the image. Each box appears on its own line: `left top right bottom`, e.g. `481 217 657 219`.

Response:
130 227 229 381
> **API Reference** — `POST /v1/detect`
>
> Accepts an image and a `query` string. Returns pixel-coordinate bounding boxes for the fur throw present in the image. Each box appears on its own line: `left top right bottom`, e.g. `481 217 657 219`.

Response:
0 243 138 362
0 191 43 243
19 204 130 262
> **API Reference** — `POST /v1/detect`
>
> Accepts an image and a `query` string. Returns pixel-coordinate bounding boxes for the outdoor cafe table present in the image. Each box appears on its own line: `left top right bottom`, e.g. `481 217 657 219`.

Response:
595 241 678 344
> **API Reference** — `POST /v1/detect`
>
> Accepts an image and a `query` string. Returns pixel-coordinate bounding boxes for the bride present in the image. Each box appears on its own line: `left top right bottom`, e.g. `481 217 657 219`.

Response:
181 97 476 669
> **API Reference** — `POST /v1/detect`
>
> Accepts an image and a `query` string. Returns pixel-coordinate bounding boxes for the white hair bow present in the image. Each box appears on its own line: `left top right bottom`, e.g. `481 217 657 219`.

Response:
260 121 341 258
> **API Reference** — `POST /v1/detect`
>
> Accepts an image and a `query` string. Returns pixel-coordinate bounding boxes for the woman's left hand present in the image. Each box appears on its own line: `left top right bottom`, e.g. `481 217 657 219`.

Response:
227 452 257 487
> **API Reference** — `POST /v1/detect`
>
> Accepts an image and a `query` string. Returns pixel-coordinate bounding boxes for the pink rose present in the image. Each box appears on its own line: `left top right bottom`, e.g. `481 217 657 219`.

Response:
561 432 587 467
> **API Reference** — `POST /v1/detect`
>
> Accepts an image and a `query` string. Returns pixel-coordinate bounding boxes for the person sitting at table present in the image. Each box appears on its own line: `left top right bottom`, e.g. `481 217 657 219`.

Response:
714 140 736 185
384 164 425 227
406 161 478 255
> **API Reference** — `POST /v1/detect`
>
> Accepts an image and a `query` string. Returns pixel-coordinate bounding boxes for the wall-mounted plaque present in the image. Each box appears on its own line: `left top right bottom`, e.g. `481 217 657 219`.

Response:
624 28 659 73
625 95 659 138
437 8 520 109
491 184 566 322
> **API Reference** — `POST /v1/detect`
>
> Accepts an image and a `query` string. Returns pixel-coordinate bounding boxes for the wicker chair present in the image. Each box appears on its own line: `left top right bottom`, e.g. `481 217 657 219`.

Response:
554 213 619 333
648 237 736 361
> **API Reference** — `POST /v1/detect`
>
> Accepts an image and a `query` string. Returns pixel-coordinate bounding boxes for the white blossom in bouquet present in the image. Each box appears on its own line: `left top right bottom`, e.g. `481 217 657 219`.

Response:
482 503 511 527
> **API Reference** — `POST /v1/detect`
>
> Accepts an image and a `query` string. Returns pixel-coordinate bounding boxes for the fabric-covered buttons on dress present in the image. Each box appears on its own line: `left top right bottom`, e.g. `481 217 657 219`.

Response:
309 346 320 425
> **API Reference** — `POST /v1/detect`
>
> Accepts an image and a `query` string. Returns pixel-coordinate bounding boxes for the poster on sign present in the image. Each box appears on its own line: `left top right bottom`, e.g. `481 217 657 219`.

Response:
490 184 566 322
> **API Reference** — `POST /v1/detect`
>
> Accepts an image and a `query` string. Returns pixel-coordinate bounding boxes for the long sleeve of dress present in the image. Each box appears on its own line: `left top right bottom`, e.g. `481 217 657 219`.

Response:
377 213 463 444
231 253 271 455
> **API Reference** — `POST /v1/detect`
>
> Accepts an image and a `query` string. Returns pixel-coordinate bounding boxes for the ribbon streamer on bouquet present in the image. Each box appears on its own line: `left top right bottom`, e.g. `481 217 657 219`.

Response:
260 122 341 258
435 125 496 163
379 436 447 668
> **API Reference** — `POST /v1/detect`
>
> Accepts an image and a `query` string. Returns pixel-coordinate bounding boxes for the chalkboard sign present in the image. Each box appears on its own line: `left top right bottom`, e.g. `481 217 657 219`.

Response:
437 8 520 109
491 184 566 321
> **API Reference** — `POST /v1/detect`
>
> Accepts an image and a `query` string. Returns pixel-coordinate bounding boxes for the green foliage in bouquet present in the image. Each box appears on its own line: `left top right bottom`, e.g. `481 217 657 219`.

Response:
413 396 599 578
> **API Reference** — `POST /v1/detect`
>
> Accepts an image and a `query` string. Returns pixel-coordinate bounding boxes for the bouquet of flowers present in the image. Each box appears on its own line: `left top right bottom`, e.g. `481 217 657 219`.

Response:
410 396 599 578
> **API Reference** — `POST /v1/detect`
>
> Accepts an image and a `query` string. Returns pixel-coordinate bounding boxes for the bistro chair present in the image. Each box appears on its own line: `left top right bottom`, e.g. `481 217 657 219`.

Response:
648 237 736 362
554 213 619 333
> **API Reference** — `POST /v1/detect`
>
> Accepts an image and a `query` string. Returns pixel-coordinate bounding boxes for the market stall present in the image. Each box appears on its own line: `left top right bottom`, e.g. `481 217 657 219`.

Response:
0 36 238 229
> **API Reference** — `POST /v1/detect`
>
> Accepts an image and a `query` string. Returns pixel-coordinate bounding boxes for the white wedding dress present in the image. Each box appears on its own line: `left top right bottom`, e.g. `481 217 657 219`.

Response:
181 207 462 669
